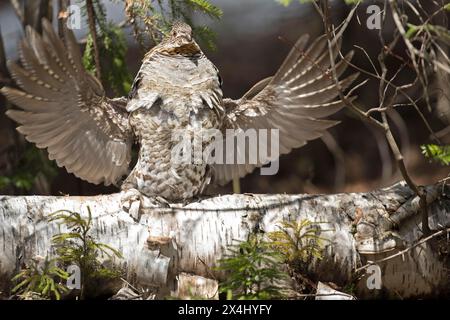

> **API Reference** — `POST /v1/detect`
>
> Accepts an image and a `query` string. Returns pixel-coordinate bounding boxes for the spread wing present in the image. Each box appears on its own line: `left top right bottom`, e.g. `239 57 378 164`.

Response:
1 19 132 186
213 34 358 185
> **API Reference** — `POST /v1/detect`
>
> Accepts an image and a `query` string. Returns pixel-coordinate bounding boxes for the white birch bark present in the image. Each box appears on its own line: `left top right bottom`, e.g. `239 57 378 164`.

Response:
0 181 448 299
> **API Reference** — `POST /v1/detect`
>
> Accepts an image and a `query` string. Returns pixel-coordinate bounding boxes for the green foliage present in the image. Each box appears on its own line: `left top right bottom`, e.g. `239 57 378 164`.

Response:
49 207 123 299
421 144 450 166
268 220 325 293
277 0 361 6
78 0 132 95
11 256 69 300
0 175 32 191
192 25 218 52
217 219 326 300
0 144 57 193
406 23 420 39
342 282 357 295
268 220 325 264
217 234 289 300
10 207 123 300
124 0 222 51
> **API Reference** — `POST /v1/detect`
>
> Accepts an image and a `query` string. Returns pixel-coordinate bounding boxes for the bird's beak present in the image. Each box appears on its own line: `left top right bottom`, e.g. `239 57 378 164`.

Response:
184 34 192 42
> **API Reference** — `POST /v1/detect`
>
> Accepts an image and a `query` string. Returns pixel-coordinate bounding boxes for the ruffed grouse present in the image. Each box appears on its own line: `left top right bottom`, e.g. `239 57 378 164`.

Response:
1 20 357 204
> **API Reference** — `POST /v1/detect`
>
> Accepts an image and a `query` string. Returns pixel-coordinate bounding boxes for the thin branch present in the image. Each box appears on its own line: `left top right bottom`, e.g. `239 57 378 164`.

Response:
57 0 69 39
379 67 429 236
355 227 449 273
86 0 102 80
312 1 385 130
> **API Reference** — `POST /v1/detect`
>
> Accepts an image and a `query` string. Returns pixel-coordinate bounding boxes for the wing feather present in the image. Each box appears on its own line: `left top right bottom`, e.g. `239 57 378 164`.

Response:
1 19 132 186
214 33 358 185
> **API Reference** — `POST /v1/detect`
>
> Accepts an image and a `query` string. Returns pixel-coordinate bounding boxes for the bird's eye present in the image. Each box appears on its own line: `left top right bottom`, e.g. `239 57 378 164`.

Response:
172 31 177 37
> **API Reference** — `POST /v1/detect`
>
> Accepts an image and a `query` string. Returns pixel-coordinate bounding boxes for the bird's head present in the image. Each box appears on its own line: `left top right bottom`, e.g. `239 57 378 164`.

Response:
156 21 201 56
170 21 193 43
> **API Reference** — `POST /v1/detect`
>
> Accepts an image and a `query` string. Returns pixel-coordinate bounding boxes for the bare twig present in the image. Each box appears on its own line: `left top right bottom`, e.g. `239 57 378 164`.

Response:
57 0 69 39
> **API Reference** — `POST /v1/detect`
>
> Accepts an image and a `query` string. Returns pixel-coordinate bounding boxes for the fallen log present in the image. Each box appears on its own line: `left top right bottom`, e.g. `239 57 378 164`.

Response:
0 181 448 299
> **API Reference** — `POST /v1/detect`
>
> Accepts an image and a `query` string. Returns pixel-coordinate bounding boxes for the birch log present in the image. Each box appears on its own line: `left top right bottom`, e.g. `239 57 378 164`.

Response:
0 181 448 299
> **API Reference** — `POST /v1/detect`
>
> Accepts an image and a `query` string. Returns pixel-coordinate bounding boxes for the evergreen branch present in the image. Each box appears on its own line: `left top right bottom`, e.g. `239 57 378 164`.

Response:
421 144 450 166
186 0 223 19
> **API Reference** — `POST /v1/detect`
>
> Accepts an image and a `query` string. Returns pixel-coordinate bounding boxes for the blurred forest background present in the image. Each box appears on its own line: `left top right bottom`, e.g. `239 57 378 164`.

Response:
0 0 448 198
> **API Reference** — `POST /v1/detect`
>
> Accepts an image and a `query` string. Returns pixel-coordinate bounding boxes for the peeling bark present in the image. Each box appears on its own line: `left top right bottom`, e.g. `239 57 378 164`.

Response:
0 181 448 299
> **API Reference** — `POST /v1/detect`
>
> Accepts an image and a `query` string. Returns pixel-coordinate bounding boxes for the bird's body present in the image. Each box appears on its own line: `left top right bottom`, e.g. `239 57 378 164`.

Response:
2 20 358 204
124 47 224 200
